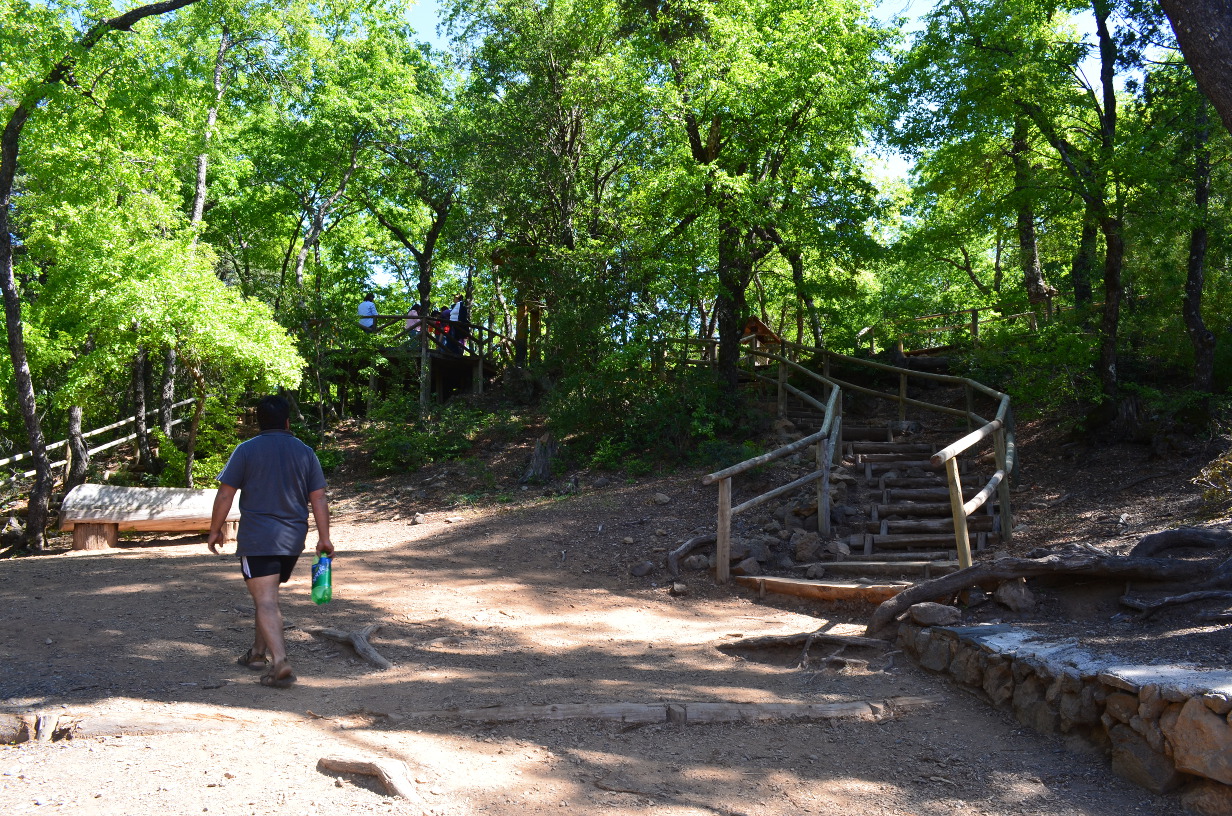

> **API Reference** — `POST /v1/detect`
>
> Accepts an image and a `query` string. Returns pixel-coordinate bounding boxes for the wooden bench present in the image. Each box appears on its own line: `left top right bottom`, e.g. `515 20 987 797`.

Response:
59 484 240 550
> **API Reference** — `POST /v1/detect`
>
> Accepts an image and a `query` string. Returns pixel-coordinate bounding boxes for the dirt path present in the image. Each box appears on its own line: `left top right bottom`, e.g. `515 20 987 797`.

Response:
1 474 1177 816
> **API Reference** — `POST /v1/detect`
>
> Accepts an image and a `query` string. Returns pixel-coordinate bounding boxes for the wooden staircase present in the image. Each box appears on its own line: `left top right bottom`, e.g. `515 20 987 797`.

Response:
764 394 1001 583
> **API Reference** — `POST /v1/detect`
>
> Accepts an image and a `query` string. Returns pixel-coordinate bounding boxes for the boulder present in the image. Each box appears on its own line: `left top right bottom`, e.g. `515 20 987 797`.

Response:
731 557 762 577
653 492 672 505
791 531 821 561
682 554 710 571
629 561 656 577
1181 780 1232 816
1164 698 1232 784
1109 724 1183 793
907 602 961 627
805 564 826 579
993 578 1036 612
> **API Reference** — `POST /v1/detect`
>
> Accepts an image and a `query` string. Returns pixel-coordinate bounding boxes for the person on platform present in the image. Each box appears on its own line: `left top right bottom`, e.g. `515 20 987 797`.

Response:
358 293 379 332
207 396 333 689
404 303 422 340
450 292 471 354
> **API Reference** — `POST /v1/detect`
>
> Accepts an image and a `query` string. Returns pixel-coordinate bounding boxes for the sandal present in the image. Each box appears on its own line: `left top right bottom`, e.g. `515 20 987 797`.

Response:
236 649 268 671
260 662 296 688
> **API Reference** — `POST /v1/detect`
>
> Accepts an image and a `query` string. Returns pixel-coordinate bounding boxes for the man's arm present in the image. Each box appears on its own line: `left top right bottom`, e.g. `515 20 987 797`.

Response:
206 484 238 554
309 487 333 556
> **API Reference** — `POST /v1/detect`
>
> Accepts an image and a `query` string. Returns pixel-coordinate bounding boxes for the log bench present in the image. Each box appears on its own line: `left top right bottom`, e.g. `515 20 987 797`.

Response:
59 484 240 551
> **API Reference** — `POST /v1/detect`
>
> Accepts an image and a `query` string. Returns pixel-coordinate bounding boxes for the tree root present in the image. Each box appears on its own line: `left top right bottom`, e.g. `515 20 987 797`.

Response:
1119 590 1232 619
865 552 1225 638
1129 526 1232 558
306 624 391 669
667 533 716 577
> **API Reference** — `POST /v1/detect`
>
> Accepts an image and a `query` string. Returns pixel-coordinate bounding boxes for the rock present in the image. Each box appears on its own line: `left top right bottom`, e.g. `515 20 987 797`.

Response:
776 555 796 570
805 564 826 579
776 529 792 541
993 578 1036 612
762 519 782 533
652 493 671 505
1181 780 1232 816
669 582 689 597
592 477 611 488
889 420 922 435
411 513 427 525
629 561 656 577
907 602 961 627
682 554 710 571
982 660 1014 707
918 637 953 672
958 587 988 607
825 539 851 557
791 531 821 561
731 558 762 577
1203 694 1232 717
1109 723 1183 793
1163 698 1232 784
772 418 797 433
622 537 635 545
1106 692 1139 724
655 528 667 536
444 516 464 523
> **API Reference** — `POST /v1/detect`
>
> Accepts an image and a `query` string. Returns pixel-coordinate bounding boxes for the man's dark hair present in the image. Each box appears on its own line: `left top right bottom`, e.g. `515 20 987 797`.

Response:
256 395 290 430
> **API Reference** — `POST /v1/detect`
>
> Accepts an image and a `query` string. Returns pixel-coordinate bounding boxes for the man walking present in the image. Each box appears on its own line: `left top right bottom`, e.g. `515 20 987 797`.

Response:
207 395 333 688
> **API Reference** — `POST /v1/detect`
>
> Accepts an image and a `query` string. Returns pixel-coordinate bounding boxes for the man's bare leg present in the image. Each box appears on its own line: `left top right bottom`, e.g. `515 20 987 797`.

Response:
245 574 292 682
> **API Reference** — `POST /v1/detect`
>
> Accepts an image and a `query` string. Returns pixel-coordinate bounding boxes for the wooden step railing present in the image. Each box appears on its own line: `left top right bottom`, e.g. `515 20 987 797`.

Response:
689 339 1015 582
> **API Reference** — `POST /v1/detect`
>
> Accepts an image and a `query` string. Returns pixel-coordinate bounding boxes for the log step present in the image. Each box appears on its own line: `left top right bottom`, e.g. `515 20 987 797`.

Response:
880 476 946 489
851 532 1000 551
842 426 895 442
863 516 996 535
819 560 961 579
874 502 957 519
732 575 910 603
858 452 938 463
849 442 935 454
884 487 977 502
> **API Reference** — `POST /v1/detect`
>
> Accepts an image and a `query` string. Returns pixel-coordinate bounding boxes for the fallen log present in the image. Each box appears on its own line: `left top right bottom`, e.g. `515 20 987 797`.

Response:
725 631 886 651
306 624 392 670
1129 526 1232 558
317 755 420 801
865 552 1224 638
667 533 717 576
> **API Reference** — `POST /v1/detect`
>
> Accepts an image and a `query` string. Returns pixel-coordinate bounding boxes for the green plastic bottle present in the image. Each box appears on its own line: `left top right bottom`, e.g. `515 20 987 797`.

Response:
311 555 332 605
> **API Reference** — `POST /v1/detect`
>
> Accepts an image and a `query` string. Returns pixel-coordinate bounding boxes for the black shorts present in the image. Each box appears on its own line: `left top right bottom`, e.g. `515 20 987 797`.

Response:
240 555 300 584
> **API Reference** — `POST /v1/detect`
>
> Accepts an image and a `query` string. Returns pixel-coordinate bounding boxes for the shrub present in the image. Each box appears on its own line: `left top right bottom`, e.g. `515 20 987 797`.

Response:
365 394 497 473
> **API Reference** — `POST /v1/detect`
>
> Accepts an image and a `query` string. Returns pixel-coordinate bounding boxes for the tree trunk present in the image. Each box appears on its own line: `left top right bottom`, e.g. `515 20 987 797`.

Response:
64 405 89 493
189 26 231 230
784 245 823 347
1070 206 1097 308
1098 217 1124 398
1011 118 1052 311
159 346 177 436
714 222 751 395
132 348 152 466
1183 99 1216 393
1160 0 1232 136
184 367 207 488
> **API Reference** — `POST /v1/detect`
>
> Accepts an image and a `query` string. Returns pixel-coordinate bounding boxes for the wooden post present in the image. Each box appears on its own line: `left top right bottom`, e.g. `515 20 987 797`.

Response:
776 361 787 419
964 383 974 432
822 351 830 379
418 323 431 410
1029 313 1038 332
474 350 484 395
831 412 843 467
72 523 116 551
818 433 831 537
898 372 908 421
716 478 732 585
994 427 1013 546
944 458 972 569
970 308 979 347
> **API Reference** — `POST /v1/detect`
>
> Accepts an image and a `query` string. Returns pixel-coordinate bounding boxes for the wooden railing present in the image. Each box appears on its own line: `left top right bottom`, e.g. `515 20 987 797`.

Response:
0 398 196 486
856 306 1042 356
691 340 1015 581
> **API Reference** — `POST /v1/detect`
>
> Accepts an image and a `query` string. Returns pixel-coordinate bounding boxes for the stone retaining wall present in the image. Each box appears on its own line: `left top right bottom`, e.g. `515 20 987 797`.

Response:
897 621 1232 815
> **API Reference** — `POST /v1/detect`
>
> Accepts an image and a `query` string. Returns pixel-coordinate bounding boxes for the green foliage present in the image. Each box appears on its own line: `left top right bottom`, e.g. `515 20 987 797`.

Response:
545 359 750 471
315 447 345 474
959 322 1100 417
365 394 497 472
151 398 241 487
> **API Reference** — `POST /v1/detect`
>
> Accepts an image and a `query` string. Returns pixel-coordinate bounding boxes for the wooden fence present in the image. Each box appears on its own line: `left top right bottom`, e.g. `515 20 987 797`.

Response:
0 398 195 486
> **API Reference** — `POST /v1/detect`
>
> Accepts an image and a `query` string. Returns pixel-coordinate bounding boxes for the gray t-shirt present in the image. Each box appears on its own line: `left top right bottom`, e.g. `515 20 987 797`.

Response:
217 430 327 556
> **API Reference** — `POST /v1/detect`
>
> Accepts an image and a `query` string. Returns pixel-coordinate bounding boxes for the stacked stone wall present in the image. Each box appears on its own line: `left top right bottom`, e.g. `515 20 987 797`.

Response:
898 621 1232 815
